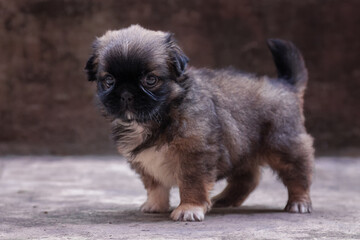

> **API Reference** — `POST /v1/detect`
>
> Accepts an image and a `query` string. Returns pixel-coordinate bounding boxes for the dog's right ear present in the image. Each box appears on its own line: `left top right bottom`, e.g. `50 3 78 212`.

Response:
84 40 99 81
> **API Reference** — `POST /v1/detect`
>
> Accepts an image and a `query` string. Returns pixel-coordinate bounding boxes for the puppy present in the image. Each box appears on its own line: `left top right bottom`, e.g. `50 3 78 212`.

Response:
85 25 314 221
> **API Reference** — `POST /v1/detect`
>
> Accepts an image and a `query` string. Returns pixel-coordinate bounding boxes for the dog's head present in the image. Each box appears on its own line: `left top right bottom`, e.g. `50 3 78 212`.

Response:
85 25 189 123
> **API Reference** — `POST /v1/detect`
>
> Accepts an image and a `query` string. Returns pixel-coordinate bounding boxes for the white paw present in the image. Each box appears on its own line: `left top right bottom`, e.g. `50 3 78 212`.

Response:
170 204 205 221
140 200 169 213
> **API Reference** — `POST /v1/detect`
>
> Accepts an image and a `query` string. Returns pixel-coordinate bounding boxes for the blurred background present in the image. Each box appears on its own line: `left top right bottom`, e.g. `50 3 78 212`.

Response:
0 0 359 156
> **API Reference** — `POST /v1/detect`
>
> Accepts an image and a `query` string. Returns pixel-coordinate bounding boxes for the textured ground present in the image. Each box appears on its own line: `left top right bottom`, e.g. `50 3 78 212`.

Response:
0 156 359 240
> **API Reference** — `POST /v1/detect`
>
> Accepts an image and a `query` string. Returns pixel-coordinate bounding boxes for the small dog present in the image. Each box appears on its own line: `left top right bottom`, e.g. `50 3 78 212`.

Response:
85 25 314 221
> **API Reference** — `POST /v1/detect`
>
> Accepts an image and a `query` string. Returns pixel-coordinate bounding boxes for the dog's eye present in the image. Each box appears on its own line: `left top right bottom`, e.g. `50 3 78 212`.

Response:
104 75 115 89
143 75 158 88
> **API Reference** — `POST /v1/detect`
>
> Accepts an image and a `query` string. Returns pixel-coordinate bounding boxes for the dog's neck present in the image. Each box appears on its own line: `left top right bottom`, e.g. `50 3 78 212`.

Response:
111 119 150 158
111 117 171 158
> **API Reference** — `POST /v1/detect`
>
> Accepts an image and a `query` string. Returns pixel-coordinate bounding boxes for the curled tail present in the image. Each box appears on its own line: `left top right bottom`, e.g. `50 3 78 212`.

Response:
267 39 308 96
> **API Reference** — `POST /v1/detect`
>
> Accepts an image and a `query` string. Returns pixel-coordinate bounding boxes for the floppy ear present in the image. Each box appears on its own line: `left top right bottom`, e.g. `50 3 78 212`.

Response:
84 40 99 81
165 33 189 77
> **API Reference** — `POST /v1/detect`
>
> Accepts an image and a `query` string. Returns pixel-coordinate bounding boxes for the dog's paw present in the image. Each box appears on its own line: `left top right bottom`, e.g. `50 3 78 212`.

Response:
140 200 169 213
170 204 205 221
285 201 312 213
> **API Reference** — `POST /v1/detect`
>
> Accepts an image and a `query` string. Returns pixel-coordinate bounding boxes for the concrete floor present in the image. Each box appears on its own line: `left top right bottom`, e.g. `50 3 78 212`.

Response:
0 156 359 240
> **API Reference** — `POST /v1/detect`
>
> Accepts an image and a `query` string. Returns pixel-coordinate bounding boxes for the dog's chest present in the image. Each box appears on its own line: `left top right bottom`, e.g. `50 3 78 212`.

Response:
131 146 178 187
112 121 178 187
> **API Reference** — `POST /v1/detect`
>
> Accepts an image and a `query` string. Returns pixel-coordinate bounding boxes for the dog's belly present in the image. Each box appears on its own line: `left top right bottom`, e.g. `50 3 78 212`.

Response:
132 145 178 187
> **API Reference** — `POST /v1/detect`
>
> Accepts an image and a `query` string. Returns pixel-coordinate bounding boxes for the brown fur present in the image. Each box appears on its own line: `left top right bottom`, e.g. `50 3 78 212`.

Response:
85 25 314 221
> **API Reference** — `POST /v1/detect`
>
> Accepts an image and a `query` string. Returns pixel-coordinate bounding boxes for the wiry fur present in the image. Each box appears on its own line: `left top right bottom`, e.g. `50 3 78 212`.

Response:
85 25 314 221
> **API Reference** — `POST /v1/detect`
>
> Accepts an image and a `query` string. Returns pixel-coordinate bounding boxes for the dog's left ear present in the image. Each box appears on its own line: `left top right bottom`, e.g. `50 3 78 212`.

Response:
84 40 99 81
165 33 189 77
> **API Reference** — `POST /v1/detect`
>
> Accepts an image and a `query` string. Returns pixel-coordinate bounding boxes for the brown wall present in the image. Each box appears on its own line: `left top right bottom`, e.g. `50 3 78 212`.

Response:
0 0 359 155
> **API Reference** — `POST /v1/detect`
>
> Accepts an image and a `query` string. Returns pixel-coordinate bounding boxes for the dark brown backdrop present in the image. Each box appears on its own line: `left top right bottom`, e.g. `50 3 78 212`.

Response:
0 0 359 155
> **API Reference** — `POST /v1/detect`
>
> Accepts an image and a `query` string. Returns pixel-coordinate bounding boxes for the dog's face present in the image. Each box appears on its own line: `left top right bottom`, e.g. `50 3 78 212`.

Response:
85 25 189 123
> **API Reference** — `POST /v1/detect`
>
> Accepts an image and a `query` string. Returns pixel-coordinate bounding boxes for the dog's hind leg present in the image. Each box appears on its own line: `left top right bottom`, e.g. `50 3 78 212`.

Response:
212 166 260 208
268 133 314 213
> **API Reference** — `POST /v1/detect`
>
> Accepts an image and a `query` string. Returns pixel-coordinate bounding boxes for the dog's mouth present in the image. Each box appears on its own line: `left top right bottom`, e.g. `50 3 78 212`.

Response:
114 104 163 124
116 110 136 123
124 110 135 121
116 102 137 121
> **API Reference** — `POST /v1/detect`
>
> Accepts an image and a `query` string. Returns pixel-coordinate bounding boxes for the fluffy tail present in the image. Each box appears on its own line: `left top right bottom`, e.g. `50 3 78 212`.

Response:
267 39 308 96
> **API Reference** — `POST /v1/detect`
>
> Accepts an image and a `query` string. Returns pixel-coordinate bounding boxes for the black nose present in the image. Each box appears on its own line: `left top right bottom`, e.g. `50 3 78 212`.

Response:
120 91 134 104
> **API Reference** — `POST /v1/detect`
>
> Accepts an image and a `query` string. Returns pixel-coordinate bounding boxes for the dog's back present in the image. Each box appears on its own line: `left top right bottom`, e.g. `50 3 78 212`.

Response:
188 40 308 162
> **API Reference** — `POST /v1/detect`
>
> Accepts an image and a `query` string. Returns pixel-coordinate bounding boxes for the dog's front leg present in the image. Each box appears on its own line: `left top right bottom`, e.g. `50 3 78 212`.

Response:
170 153 215 221
139 173 170 213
